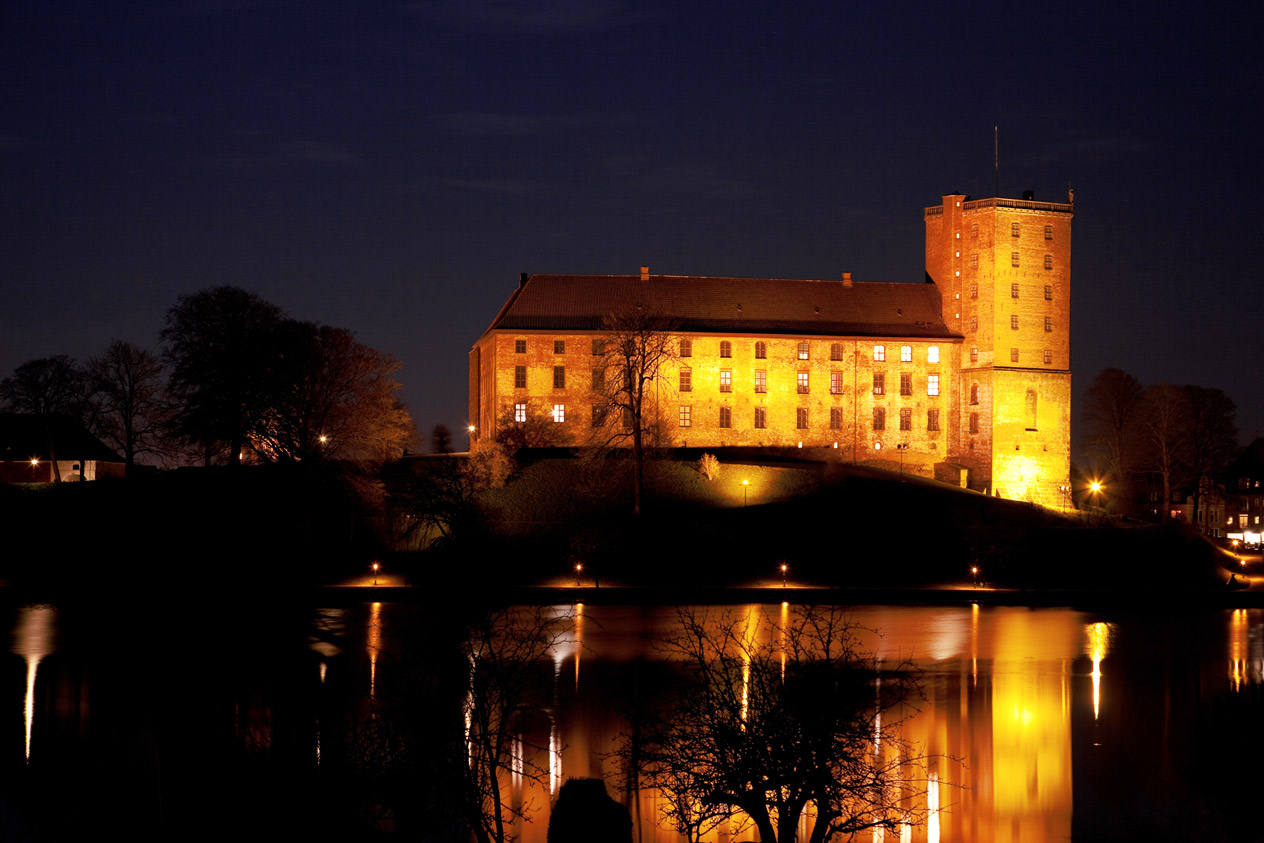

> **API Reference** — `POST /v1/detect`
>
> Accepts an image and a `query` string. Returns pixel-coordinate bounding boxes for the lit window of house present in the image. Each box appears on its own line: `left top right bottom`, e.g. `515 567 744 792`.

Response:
798 342 810 360
797 372 810 394
873 345 886 362
514 402 527 423
928 346 939 363
679 405 691 427
928 374 940 396
830 372 842 394
873 372 885 395
552 404 565 423
720 370 732 393
754 370 767 393
900 345 912 362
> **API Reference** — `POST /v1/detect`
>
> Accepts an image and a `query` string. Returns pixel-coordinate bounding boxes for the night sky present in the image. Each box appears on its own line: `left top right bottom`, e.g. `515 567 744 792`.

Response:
3 2 1262 455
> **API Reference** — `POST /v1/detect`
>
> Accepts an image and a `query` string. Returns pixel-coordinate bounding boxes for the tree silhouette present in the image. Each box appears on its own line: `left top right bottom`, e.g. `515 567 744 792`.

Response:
1 355 91 481
87 340 167 470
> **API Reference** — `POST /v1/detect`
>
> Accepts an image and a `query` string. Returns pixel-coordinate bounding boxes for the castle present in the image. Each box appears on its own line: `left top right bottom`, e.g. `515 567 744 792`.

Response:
469 193 1073 505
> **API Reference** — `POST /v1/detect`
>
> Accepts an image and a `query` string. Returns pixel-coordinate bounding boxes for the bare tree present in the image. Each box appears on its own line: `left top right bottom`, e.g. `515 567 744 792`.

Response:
431 424 453 454
1 355 90 481
591 310 678 515
623 607 938 843
1182 384 1238 532
87 340 167 470
1082 368 1145 509
1141 383 1189 523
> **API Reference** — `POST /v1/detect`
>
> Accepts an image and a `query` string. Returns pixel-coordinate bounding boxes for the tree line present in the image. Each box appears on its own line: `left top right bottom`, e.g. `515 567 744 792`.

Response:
0 285 415 475
1081 367 1238 523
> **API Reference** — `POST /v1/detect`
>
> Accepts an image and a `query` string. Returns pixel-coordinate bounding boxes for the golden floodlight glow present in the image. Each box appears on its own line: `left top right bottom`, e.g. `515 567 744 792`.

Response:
29 458 38 466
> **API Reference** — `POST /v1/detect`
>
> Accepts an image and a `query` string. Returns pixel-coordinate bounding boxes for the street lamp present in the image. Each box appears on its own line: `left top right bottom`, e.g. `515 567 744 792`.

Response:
575 562 583 587
780 563 788 587
742 479 749 507
896 443 908 475
372 561 380 586
971 565 979 587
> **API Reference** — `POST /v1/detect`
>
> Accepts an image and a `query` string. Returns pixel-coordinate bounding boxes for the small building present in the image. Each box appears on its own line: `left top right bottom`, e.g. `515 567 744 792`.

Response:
0 414 126 482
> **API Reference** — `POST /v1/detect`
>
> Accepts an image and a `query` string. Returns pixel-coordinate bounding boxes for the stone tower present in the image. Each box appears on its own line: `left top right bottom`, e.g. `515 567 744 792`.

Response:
925 192 1074 505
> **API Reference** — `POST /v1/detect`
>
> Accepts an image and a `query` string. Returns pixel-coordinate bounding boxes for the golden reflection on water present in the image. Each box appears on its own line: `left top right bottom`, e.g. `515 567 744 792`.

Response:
16 606 55 762
1084 622 1113 719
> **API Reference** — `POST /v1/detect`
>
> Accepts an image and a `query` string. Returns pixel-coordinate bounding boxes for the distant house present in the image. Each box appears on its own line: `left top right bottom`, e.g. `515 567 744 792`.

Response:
0 414 126 482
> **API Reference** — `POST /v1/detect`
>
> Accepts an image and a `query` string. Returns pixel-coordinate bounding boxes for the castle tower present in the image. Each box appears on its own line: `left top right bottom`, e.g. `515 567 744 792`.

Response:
925 192 1073 506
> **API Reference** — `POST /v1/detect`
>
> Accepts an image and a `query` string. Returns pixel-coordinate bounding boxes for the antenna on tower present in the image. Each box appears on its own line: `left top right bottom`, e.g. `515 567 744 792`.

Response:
994 126 999 198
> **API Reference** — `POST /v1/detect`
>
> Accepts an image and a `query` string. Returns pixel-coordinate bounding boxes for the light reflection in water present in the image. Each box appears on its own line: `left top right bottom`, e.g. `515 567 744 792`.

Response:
367 601 382 701
1230 609 1249 691
16 606 55 762
1083 622 1114 719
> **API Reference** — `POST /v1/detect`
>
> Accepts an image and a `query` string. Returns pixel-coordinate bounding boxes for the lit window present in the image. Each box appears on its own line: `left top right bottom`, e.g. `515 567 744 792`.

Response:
1011 222 1020 238
798 342 810 360
1010 348 1019 362
1044 317 1053 332
900 408 912 431
1043 349 1052 365
515 339 526 354
970 347 978 363
900 345 912 362
679 368 692 392
591 338 605 355
553 366 565 389
873 372 885 395
720 369 732 393
720 407 732 429
554 340 565 354
1044 285 1053 300
873 407 885 431
830 407 842 430
797 372 810 394
969 412 979 433
680 338 692 358
830 372 842 394
552 404 566 423
591 368 604 390
754 407 767 429
900 373 912 396
830 343 843 361
873 345 885 362
928 346 939 363
514 365 526 389
1044 224 1053 240
755 341 767 359
754 370 767 393
720 340 732 358
679 405 691 427
1044 254 1053 270
969 383 979 405
1011 315 1019 330
970 253 978 268
797 407 808 430
927 374 940 396
514 402 527 423
1011 251 1020 267
927 408 940 431
1011 283 1019 299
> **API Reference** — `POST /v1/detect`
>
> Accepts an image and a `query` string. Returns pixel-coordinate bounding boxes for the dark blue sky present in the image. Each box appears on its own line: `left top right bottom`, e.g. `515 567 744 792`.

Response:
3 1 1262 451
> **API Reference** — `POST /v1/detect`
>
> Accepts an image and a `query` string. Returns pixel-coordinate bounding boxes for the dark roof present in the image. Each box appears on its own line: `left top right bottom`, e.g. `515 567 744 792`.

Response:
480 274 960 341
0 414 124 463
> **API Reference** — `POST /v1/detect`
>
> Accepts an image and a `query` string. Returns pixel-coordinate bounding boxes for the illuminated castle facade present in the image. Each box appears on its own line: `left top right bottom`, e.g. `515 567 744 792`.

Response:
470 193 1073 504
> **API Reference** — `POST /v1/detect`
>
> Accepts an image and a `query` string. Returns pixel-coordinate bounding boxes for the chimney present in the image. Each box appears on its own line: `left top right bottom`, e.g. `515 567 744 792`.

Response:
640 265 649 281
519 272 529 288
842 272 853 288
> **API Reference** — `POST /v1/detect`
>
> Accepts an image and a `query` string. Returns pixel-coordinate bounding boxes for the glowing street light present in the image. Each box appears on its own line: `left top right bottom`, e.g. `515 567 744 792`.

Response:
372 561 380 586
575 562 583 587
780 563 788 587
971 565 979 587
896 442 908 475
742 479 749 507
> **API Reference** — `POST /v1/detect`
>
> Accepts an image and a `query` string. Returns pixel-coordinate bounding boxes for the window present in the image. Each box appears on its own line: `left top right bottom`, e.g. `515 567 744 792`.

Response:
1044 254 1053 270
830 343 843 361
679 368 692 392
970 253 978 268
900 372 912 395
680 338 692 357
1011 222 1020 238
591 405 607 427
514 402 527 423
971 223 979 239
927 374 940 396
1011 251 1020 267
591 368 604 390
969 315 978 331
554 340 566 354
1025 389 1038 430
720 370 732 393
552 404 566 423
969 412 979 434
797 372 810 394
591 338 605 355
553 366 565 389
754 407 767 429
873 345 885 362
830 372 842 394
679 405 692 427
796 408 808 430
970 346 978 363
720 340 732 358
873 407 886 431
970 283 978 300
515 339 526 354
969 383 979 405
1044 224 1053 240
1011 283 1019 299
830 407 842 430
720 407 732 429
1044 284 1053 300
899 407 912 431
900 345 912 362
1043 349 1052 365
755 370 767 393
873 372 885 395
928 346 940 363
798 342 810 360
1044 317 1053 332
927 408 940 431
755 341 767 359
1011 315 1019 330
514 365 526 389
1010 348 1019 363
